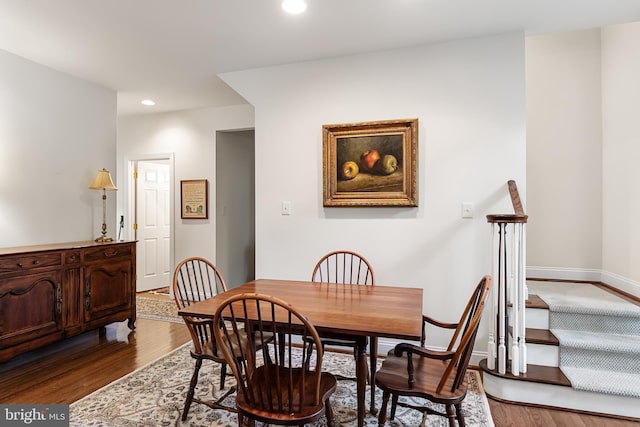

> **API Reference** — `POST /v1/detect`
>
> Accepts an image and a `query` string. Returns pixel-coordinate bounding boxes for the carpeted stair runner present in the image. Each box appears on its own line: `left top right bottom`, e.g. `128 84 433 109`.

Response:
528 281 640 398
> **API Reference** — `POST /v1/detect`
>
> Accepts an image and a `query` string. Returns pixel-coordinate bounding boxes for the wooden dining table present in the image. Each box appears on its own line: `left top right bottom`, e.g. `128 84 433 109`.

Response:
178 278 423 427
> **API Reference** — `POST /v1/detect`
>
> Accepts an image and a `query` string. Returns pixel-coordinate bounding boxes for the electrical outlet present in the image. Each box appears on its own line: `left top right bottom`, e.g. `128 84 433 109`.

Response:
281 201 292 216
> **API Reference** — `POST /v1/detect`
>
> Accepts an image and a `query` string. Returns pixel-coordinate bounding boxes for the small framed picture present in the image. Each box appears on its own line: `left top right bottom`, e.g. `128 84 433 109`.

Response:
180 179 208 219
323 118 418 207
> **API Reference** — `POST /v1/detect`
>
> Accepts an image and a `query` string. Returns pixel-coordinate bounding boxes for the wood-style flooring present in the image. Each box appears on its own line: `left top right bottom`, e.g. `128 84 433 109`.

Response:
0 317 191 404
0 315 637 426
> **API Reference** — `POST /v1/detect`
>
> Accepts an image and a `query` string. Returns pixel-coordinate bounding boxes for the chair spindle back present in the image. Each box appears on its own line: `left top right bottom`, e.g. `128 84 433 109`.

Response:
311 250 374 285
214 293 332 423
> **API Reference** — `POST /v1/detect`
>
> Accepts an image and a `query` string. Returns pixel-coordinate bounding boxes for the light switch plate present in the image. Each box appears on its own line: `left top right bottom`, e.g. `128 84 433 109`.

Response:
461 202 473 218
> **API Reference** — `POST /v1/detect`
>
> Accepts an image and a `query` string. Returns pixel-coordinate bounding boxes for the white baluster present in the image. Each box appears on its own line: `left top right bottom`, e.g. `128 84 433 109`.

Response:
511 223 520 376
518 222 527 373
487 223 496 370
497 224 507 374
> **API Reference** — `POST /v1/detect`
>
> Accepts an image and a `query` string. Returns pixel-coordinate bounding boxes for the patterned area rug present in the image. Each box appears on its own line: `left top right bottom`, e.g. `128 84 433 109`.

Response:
70 344 494 426
136 295 182 323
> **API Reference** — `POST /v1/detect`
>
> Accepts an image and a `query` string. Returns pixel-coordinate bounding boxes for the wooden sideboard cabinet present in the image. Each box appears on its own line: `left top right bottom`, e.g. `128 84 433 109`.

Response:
0 241 136 362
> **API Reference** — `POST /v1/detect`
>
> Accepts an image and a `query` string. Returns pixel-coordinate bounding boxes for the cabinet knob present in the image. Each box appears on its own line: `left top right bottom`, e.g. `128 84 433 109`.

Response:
16 260 39 267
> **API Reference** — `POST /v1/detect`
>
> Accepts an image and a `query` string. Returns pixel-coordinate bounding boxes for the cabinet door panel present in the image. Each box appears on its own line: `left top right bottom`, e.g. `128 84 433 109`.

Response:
84 259 132 322
0 272 62 347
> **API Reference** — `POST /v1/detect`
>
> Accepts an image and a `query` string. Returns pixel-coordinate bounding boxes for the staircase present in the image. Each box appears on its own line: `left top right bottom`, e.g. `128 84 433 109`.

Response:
481 181 640 420
480 280 640 420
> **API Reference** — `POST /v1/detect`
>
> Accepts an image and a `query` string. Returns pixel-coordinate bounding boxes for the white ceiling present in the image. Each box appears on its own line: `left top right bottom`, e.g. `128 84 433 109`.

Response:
1 0 639 116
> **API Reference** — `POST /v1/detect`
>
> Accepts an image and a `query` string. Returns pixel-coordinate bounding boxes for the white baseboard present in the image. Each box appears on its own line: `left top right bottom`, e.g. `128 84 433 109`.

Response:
600 270 640 298
527 266 640 298
526 266 601 282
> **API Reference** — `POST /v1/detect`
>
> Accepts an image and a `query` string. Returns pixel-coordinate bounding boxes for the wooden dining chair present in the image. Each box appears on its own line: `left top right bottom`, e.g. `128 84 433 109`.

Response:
172 257 235 420
310 250 378 408
309 250 375 359
374 275 491 427
214 292 338 426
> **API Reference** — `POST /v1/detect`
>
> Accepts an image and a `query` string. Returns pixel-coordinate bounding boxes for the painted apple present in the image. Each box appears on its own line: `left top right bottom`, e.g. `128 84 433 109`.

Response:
360 149 381 171
340 161 359 180
376 154 398 175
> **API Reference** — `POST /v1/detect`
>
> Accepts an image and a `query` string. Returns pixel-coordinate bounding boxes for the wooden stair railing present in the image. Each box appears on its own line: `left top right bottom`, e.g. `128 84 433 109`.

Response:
486 180 528 376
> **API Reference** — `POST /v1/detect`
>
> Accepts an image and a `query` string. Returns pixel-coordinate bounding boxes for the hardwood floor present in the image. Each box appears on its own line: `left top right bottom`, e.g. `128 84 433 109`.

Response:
488 397 639 426
1 317 638 426
0 318 191 404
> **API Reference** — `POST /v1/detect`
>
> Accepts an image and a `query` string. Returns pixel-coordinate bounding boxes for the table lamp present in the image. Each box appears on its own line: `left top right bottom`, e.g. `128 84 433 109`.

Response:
90 168 118 242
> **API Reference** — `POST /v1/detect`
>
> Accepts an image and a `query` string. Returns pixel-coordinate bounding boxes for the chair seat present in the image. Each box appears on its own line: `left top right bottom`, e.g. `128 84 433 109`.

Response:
320 337 358 347
237 365 337 424
192 328 274 360
304 332 364 348
375 350 468 404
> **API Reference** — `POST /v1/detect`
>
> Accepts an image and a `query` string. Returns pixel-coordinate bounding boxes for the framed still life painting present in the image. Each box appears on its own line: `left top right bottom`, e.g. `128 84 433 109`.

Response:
322 118 418 207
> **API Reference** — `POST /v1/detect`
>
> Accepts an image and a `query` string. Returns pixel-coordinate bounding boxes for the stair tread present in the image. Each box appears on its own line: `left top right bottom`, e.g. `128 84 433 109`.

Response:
552 328 640 352
560 367 640 398
526 328 558 345
526 294 548 309
479 359 571 387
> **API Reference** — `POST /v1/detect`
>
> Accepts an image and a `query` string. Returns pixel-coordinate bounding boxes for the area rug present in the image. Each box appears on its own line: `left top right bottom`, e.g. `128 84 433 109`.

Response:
70 344 494 426
528 280 640 398
136 295 182 323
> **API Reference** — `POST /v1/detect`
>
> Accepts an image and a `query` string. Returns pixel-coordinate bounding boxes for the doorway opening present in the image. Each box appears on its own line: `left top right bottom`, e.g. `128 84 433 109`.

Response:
216 130 255 289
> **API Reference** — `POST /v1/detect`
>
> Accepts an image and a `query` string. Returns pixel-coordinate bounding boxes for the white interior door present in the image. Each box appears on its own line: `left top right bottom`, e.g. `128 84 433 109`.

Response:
135 160 171 292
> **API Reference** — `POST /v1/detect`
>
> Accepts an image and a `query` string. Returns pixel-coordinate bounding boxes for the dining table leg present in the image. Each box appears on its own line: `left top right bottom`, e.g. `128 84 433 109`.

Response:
369 336 378 415
355 336 368 427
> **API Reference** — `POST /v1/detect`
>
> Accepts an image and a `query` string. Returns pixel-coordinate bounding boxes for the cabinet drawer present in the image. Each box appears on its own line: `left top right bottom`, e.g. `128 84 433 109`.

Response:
64 251 81 265
0 252 62 275
83 244 132 263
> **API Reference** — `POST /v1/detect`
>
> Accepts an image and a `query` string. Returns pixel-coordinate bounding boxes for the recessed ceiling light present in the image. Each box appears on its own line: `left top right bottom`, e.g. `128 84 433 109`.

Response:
141 99 156 106
282 0 306 14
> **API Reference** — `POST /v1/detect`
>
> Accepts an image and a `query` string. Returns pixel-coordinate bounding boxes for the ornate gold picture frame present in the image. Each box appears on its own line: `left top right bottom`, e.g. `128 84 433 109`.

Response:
323 118 418 207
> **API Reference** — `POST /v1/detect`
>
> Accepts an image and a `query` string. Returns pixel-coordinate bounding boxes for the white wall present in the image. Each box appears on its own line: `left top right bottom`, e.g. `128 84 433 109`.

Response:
221 32 526 349
525 23 640 297
0 49 116 248
116 104 254 265
525 29 603 271
602 22 640 289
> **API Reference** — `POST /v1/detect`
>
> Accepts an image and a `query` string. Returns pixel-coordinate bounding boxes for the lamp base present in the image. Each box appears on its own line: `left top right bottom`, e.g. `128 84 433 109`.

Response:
95 236 114 243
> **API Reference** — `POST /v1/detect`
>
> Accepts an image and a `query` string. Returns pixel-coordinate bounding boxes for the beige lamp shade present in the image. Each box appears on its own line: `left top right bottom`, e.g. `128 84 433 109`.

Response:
89 168 117 191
